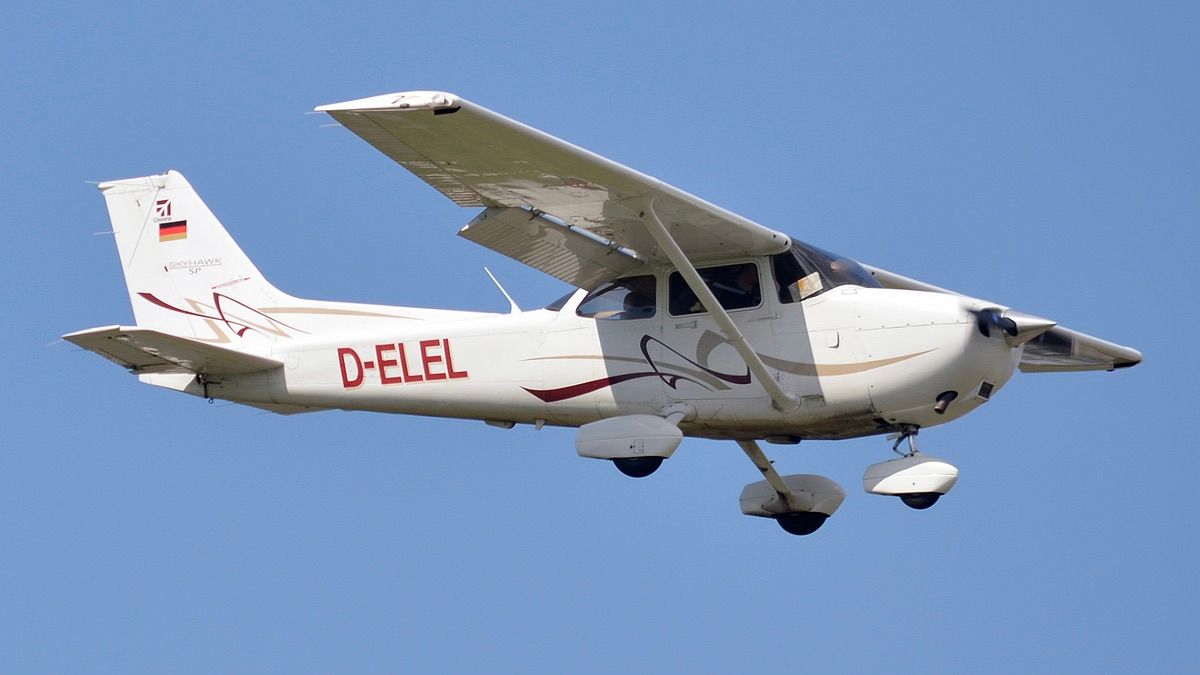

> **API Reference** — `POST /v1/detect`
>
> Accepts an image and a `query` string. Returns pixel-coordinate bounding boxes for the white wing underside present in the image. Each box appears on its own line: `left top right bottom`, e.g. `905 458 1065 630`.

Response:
317 91 790 288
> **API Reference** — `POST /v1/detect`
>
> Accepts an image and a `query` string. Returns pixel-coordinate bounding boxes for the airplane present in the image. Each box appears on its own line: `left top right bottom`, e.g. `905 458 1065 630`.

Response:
65 90 1142 536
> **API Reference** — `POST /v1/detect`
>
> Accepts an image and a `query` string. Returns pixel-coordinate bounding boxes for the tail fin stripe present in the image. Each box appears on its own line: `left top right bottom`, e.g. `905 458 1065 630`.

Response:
138 291 308 339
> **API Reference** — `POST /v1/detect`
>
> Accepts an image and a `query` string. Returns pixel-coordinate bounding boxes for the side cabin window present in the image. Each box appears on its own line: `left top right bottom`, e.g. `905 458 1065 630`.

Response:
576 275 657 320
668 262 761 316
771 242 881 303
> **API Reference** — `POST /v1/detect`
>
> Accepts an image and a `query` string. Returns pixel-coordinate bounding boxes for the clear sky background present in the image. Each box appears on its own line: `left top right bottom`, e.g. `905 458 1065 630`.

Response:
3 2 1196 672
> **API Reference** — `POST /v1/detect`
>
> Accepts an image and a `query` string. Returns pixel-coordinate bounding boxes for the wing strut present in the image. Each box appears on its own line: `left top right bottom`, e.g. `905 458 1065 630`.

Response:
737 439 802 511
636 198 799 413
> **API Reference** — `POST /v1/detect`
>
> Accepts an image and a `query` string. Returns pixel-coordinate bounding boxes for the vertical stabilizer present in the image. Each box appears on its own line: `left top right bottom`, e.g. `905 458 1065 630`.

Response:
99 171 292 348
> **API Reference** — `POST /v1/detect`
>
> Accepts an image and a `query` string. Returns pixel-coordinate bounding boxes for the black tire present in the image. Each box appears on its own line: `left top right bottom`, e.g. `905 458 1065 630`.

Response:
613 456 664 478
899 492 941 510
774 511 829 536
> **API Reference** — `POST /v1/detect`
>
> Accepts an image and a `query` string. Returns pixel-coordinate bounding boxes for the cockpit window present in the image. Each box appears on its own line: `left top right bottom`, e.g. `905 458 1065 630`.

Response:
576 275 657 320
772 241 880 303
669 262 761 315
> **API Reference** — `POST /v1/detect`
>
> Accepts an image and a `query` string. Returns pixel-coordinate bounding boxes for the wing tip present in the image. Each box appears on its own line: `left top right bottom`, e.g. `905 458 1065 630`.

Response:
315 90 459 113
1112 350 1143 369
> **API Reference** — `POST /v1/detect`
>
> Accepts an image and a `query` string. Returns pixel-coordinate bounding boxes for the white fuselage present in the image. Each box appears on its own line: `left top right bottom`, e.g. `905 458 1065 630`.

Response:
207 267 1022 441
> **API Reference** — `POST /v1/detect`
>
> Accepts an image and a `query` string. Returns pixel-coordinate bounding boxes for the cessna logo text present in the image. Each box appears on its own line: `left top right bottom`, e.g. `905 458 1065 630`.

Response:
338 339 468 388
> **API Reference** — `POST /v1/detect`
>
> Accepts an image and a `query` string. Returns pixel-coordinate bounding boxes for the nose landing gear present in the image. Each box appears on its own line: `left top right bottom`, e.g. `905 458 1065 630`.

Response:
863 426 959 510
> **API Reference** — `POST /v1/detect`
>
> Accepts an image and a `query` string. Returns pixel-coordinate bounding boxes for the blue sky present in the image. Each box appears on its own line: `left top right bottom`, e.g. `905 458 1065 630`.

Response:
3 1 1196 672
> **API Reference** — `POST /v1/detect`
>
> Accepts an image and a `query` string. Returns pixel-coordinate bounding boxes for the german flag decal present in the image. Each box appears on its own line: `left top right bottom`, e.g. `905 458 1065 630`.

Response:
159 220 188 242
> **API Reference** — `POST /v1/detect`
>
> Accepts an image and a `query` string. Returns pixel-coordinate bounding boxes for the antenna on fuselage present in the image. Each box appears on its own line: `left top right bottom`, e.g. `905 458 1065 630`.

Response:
484 267 521 314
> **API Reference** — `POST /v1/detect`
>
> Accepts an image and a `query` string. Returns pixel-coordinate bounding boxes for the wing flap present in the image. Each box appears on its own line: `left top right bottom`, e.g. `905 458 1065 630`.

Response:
317 91 791 268
64 326 283 375
459 207 644 288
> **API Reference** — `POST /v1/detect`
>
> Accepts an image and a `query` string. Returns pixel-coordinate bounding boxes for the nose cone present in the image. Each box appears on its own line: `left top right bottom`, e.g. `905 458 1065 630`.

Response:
1001 311 1057 347
968 303 1057 347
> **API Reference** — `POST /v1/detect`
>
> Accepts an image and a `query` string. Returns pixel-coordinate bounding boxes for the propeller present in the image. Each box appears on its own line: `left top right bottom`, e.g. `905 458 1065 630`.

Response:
973 308 1018 339
972 307 1057 347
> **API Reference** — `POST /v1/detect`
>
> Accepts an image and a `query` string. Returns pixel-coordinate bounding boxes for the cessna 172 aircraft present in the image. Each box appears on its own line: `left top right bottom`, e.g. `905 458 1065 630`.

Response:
66 91 1141 535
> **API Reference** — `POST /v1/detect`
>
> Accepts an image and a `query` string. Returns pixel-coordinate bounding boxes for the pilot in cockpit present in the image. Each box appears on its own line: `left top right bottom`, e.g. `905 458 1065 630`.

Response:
712 263 761 310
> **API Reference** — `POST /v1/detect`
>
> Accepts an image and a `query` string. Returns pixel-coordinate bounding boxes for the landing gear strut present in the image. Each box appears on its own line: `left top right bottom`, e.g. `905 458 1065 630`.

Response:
736 440 845 536
890 424 920 457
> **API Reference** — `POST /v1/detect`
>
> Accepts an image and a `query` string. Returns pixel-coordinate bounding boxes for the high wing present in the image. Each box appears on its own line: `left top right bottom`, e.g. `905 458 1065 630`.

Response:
317 91 791 288
318 90 1140 374
863 265 1142 372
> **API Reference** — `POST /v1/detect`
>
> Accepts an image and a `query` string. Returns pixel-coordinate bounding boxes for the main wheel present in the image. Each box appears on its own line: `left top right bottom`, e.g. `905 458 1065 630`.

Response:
613 456 664 478
899 492 941 510
774 512 829 536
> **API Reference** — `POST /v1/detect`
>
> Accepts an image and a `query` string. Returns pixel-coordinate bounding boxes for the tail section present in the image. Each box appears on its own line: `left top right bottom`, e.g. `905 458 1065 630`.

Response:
72 170 486 411
99 171 297 348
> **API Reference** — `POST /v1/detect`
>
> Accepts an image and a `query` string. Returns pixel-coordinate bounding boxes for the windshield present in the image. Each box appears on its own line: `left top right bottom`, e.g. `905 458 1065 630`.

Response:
772 241 879 303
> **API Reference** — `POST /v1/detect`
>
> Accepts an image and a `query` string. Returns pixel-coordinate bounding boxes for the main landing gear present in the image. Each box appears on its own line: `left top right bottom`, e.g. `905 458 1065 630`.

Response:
737 439 845 536
863 426 959 510
575 413 960 535
575 413 685 478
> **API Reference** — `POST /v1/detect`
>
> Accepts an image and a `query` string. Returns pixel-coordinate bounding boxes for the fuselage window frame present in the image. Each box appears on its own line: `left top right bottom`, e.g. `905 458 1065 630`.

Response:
575 274 658 321
668 261 763 317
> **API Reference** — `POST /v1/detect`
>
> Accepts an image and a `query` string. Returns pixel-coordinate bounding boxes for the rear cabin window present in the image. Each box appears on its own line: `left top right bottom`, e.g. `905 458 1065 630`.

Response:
576 275 657 320
668 262 761 316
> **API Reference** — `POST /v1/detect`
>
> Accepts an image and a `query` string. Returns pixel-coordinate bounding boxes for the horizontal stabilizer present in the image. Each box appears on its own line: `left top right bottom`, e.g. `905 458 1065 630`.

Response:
63 326 283 375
